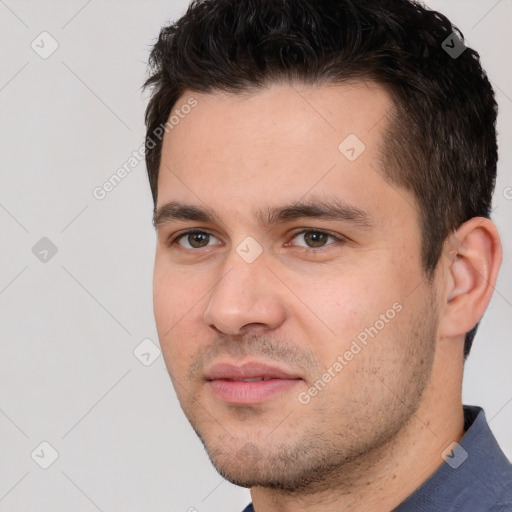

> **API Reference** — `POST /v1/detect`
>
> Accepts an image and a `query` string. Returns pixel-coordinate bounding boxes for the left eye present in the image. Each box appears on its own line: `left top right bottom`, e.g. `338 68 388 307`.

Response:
173 231 221 249
289 230 338 249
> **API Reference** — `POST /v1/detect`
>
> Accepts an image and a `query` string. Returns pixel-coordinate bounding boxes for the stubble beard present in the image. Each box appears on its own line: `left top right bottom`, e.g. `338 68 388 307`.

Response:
179 291 438 495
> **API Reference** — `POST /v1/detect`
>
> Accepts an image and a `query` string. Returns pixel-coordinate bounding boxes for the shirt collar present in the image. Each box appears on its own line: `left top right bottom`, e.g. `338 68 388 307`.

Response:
394 405 512 511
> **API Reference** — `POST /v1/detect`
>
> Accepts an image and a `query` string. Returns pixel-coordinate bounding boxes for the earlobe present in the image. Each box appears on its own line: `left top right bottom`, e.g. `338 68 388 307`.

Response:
439 218 502 339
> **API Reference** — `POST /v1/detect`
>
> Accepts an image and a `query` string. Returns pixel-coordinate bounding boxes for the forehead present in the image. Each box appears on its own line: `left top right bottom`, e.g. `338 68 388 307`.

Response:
156 81 414 231
160 81 393 165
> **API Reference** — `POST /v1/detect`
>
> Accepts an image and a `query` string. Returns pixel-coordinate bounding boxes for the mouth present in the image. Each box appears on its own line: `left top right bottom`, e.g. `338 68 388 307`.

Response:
204 361 303 404
222 377 274 382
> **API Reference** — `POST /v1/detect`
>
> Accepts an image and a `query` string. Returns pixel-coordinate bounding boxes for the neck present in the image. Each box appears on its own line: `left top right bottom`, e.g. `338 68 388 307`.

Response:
249 344 465 512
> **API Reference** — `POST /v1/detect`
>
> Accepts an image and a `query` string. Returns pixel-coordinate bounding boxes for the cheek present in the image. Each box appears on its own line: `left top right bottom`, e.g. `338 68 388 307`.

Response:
153 252 206 325
293 272 410 378
152 260 203 370
153 263 179 333
293 269 399 337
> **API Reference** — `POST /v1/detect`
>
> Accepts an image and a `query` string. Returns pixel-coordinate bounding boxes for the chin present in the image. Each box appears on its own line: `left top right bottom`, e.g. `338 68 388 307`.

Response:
199 435 350 493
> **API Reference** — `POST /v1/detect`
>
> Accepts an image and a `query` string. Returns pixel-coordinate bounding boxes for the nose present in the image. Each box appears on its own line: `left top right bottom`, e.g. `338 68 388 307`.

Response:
203 249 288 337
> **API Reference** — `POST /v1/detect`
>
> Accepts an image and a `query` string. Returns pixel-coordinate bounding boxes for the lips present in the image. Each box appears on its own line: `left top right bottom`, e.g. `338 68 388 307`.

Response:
204 361 303 404
204 361 301 382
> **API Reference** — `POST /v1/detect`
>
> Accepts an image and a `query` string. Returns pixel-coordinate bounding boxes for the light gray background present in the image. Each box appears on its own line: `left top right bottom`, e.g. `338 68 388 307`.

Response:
0 1 510 511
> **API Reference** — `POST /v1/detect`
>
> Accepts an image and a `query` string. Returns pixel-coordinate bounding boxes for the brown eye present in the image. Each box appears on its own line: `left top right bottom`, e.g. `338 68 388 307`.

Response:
303 231 330 247
171 230 221 249
291 230 337 249
185 232 210 248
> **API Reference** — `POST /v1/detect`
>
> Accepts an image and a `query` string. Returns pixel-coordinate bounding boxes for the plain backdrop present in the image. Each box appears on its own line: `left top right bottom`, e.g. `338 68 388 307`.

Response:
0 1 511 511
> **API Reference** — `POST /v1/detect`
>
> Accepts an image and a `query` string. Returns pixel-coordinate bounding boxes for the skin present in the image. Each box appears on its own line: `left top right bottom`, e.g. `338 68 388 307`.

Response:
152 81 502 511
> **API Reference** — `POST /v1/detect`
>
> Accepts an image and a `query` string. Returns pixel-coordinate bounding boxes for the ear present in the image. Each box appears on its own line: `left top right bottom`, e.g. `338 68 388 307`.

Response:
438 217 502 339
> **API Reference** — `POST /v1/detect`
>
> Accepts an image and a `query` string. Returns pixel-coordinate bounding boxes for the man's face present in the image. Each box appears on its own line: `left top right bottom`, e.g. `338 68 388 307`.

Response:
153 82 440 491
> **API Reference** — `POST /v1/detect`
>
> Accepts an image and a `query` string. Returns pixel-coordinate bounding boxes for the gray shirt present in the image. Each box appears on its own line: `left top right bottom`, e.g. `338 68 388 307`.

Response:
241 405 512 511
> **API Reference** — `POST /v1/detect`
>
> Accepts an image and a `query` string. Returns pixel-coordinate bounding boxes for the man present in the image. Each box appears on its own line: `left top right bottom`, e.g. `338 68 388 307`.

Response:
143 0 512 510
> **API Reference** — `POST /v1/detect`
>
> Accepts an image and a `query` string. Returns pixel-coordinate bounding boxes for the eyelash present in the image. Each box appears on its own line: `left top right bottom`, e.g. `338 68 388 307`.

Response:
166 228 344 253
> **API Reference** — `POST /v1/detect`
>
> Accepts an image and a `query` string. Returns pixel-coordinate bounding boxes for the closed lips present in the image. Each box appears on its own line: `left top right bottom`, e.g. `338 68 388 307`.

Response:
225 377 274 382
204 361 302 382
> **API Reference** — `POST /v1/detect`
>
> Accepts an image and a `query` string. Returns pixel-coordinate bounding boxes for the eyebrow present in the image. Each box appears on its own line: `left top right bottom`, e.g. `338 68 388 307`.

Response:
153 202 220 228
153 197 374 230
